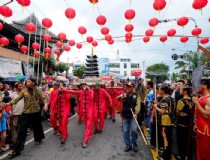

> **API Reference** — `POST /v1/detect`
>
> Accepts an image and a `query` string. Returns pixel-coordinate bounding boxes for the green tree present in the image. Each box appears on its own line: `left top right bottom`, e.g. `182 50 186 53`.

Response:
171 72 178 82
73 66 86 79
146 62 169 83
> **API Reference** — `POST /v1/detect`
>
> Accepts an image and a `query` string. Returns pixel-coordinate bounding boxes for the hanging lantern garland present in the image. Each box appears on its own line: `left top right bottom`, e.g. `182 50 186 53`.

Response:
16 0 31 12
0 23 3 30
125 24 134 32
0 37 9 47
20 45 28 54
0 5 13 22
180 36 189 43
65 8 76 22
32 42 40 52
145 29 154 37
200 37 209 44
153 0 167 13
160 36 167 43
125 32 133 39
101 27 109 35
192 0 208 14
124 9 136 23
14 34 24 48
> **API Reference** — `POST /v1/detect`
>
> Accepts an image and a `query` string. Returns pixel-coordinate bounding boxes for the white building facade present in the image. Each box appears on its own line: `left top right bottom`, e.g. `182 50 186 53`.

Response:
109 58 140 79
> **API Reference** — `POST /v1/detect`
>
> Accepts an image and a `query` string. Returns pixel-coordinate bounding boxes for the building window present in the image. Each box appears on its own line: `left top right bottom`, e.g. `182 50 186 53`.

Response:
124 71 127 76
109 63 120 68
124 63 127 68
131 63 139 68
111 71 120 74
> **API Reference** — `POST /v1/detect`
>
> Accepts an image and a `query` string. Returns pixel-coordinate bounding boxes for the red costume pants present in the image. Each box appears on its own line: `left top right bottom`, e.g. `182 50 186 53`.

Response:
59 115 69 140
83 114 93 144
50 113 58 129
94 112 105 131
196 131 210 160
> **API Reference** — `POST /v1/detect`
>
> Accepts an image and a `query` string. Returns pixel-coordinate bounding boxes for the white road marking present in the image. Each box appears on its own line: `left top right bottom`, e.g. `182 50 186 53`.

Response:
0 114 77 160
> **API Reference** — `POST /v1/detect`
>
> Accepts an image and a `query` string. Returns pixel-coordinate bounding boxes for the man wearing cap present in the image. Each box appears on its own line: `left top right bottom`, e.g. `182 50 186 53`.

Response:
93 82 112 134
117 81 140 152
5 78 45 158
48 82 60 136
135 77 147 126
65 82 94 148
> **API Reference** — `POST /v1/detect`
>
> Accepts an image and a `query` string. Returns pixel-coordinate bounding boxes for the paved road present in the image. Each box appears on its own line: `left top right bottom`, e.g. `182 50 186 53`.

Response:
1 114 153 160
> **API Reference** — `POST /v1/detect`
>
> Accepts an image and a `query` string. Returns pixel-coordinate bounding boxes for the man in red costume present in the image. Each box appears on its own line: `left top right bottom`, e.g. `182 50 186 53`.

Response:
48 82 60 135
65 82 94 148
48 82 71 144
106 81 123 122
94 82 112 134
192 79 210 160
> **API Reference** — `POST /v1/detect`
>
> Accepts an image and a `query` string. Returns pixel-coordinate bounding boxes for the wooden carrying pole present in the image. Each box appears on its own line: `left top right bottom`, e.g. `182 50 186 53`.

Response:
130 108 148 145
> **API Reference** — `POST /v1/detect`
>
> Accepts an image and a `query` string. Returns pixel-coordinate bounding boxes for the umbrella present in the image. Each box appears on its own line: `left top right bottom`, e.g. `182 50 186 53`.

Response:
16 75 26 81
2 77 20 82
56 76 68 82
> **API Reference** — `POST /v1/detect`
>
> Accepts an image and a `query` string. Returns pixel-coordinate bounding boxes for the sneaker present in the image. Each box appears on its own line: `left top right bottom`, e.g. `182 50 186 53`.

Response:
94 129 98 134
82 143 88 148
124 146 132 152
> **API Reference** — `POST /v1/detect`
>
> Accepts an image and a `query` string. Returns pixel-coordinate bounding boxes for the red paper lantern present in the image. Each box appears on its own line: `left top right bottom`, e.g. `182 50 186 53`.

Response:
209 17 210 22
153 0 167 12
92 41 98 47
68 40 75 46
108 39 114 45
149 18 159 27
125 32 133 39
32 42 40 51
200 37 209 44
160 36 167 43
167 29 176 37
105 35 112 41
78 26 87 35
101 27 109 35
56 41 63 48
125 38 132 43
76 43 82 49
43 34 51 42
89 0 98 4
192 27 202 37
65 8 76 21
86 36 93 43
0 5 13 19
125 24 134 32
143 36 150 43
96 15 107 26
124 9 136 21
145 29 154 37
42 18 53 29
58 32 66 42
14 34 24 47
26 22 36 33
64 45 71 52
54 49 61 56
20 45 28 54
0 22 3 30
16 0 31 7
192 0 208 11
177 17 189 27
0 37 9 46
180 36 189 43
44 47 51 54
34 51 40 57
45 53 50 59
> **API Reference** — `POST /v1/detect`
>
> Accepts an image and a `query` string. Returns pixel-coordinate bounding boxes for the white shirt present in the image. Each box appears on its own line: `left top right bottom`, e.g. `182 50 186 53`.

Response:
10 92 24 115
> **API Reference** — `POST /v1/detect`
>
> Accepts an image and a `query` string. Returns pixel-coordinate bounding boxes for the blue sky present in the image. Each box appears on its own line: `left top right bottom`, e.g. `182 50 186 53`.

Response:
1 0 210 73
